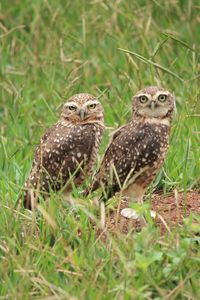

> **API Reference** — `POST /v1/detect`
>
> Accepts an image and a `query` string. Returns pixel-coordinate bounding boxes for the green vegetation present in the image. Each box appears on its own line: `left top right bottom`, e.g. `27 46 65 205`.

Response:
0 1 200 299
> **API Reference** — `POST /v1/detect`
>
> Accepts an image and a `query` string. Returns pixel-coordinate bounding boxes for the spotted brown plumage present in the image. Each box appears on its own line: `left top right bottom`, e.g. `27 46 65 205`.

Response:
87 86 174 220
23 93 104 209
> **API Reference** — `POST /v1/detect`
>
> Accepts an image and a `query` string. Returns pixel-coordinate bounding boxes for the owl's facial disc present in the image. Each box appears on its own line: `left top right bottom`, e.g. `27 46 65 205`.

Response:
134 90 173 118
61 98 103 123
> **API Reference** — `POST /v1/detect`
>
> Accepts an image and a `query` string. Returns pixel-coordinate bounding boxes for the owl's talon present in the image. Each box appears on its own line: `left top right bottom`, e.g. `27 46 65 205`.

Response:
121 208 140 219
150 210 156 218
121 208 156 220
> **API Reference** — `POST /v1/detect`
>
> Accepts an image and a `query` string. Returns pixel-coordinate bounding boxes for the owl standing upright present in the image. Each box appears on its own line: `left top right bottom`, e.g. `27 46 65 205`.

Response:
87 86 174 220
23 93 104 209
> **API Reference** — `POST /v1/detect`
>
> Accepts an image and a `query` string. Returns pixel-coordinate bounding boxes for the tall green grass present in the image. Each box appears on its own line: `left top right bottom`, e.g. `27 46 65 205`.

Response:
0 1 200 298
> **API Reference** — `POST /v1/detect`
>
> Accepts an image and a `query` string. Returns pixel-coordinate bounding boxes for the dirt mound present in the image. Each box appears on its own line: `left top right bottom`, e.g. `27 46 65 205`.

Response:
105 191 200 234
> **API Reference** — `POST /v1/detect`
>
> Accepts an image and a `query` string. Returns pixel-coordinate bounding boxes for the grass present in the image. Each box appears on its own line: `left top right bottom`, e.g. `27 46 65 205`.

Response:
0 0 200 299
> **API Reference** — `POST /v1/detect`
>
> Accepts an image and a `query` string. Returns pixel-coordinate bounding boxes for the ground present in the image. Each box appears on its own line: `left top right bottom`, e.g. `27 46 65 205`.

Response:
105 191 200 234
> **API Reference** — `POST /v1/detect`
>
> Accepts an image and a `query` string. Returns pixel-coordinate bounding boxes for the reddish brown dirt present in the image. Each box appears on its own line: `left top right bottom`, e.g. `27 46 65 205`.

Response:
104 191 200 234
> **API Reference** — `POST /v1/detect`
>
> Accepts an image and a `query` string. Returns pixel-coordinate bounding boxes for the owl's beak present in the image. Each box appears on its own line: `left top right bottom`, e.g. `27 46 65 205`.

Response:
78 109 86 120
149 101 156 110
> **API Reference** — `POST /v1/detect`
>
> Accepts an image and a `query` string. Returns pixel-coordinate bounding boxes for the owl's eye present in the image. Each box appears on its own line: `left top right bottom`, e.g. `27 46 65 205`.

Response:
158 94 167 102
88 103 96 110
68 105 77 111
139 95 148 103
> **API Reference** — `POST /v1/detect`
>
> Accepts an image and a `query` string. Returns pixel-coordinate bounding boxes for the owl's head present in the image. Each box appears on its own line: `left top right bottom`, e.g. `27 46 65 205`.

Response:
61 93 104 124
132 86 174 119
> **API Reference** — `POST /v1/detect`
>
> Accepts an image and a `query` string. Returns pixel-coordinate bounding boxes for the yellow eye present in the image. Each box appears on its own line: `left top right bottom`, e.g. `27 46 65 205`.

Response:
158 94 167 102
139 95 148 103
88 103 96 110
68 105 77 111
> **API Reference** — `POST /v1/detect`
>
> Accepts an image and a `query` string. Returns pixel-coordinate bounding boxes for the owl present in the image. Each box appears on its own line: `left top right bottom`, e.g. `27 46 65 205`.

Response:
23 93 105 209
87 86 174 221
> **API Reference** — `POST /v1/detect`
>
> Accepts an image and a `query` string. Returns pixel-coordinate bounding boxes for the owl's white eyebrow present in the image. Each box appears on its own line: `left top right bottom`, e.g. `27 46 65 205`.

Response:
156 92 169 97
86 99 99 105
137 93 150 98
65 102 77 107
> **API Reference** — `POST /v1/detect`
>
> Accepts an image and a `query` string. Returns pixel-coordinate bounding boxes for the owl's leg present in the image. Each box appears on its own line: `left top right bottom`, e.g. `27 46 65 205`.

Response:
120 184 156 225
120 184 144 220
23 188 37 210
62 190 76 205
23 178 40 210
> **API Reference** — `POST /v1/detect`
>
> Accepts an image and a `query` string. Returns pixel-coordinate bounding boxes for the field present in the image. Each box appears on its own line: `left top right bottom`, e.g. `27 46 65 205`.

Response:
0 1 200 299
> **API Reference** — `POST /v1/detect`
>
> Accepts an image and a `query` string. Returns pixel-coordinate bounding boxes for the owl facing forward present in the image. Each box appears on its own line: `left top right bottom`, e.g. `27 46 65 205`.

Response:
88 86 174 220
23 93 104 209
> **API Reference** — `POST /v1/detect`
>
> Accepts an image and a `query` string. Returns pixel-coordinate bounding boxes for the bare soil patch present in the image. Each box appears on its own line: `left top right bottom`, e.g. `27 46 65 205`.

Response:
104 191 200 234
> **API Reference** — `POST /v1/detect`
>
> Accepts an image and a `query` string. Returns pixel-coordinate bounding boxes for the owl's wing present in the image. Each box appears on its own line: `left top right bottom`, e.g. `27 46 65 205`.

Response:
32 126 55 166
91 123 161 200
102 124 128 159
87 124 128 195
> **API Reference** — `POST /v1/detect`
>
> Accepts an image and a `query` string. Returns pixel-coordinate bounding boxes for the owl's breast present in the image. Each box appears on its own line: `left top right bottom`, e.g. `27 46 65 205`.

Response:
129 122 170 188
108 122 170 188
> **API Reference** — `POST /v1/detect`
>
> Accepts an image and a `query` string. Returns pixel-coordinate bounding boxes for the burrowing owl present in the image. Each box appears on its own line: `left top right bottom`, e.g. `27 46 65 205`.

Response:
87 86 174 220
23 93 104 209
